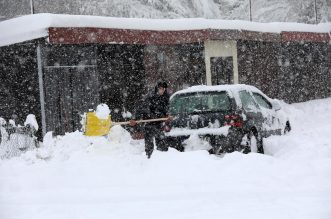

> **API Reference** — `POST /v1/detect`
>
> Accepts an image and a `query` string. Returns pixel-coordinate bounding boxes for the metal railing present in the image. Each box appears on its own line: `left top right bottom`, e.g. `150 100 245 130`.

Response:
0 123 38 159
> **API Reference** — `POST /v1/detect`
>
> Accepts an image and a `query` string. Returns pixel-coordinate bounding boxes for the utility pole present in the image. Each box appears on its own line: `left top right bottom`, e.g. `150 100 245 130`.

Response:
314 0 318 24
30 0 34 14
249 0 252 22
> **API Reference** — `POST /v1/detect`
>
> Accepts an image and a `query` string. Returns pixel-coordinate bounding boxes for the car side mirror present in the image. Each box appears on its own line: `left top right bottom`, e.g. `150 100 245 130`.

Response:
272 100 281 111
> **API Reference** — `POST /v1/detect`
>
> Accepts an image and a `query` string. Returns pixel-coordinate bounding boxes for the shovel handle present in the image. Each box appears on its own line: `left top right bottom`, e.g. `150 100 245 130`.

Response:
112 118 168 126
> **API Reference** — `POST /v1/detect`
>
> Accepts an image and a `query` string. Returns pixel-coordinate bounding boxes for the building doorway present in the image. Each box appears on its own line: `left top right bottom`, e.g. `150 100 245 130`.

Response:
210 56 234 85
43 46 99 135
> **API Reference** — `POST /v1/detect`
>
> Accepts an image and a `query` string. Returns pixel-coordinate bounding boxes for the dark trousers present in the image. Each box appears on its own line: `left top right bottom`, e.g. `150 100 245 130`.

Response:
144 124 168 158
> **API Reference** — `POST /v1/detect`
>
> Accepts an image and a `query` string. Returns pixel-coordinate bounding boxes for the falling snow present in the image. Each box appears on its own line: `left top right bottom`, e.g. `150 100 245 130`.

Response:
0 1 330 219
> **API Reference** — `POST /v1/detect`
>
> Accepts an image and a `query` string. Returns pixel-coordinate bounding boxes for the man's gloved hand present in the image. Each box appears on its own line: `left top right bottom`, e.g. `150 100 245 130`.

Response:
129 120 137 126
166 116 174 122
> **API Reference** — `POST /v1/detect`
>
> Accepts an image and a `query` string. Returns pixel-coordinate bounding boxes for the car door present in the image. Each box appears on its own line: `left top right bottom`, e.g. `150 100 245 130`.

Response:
251 92 279 136
238 90 264 133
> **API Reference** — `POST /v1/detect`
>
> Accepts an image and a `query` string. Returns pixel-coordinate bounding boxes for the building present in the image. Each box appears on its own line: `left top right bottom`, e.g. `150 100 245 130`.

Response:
0 14 330 137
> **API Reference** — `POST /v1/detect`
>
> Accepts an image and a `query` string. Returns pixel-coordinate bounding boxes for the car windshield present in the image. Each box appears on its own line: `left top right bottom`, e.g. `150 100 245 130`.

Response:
170 91 231 115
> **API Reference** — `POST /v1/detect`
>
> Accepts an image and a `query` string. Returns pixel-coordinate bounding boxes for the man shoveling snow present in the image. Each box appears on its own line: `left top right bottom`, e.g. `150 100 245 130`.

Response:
129 81 171 158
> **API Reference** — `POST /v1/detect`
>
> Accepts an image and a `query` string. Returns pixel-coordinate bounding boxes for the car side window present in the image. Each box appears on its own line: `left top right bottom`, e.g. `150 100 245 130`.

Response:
252 93 272 109
239 90 258 111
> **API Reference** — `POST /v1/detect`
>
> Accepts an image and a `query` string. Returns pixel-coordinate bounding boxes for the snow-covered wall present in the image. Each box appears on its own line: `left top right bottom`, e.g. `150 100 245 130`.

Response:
0 0 330 23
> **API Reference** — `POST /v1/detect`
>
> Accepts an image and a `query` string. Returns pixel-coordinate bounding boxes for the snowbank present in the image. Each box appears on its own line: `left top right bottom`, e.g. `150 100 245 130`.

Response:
167 126 229 137
95 103 110 119
24 114 39 131
0 13 330 47
0 98 331 219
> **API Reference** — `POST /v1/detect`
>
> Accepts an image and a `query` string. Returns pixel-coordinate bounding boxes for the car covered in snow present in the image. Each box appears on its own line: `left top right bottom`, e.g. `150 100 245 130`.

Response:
164 84 291 154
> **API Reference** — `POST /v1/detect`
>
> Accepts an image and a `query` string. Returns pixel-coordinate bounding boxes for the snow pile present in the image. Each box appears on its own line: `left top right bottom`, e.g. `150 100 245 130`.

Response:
0 117 6 126
182 134 212 151
19 125 143 163
8 119 16 126
107 125 131 144
0 98 331 219
122 111 132 119
0 13 330 47
24 114 39 131
265 98 331 160
95 103 110 119
167 126 229 137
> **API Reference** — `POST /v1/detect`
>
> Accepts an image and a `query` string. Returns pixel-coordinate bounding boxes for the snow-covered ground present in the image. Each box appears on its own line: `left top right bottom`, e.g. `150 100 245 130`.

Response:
1 98 331 219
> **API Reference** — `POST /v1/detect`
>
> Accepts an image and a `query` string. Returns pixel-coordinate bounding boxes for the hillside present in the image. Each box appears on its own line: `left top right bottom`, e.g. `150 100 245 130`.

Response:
0 0 330 23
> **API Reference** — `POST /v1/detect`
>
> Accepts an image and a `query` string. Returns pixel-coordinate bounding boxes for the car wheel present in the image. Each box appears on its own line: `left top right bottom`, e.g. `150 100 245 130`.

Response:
243 129 264 154
207 135 228 154
284 122 291 135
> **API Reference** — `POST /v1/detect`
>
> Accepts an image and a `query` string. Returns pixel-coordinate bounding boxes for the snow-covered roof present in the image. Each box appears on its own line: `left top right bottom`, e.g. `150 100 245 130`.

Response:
0 13 330 47
172 84 262 96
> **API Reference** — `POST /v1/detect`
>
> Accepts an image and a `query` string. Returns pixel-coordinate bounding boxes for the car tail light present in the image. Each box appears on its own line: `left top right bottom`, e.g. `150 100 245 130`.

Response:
162 122 171 132
163 124 171 132
224 114 243 128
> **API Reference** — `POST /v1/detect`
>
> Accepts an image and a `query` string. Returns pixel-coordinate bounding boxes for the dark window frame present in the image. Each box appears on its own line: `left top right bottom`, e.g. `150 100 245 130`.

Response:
252 92 272 109
170 91 232 115
238 90 259 111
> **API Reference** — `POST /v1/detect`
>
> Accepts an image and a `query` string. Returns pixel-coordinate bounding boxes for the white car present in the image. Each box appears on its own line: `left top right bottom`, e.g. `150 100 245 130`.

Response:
164 84 291 154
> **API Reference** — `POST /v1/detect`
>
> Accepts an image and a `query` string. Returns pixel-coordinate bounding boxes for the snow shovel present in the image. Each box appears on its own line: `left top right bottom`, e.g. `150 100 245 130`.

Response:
84 112 168 137
111 117 169 126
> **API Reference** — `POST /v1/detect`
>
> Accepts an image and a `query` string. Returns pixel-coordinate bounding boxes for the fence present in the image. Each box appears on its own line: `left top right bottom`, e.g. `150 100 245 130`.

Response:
0 122 38 159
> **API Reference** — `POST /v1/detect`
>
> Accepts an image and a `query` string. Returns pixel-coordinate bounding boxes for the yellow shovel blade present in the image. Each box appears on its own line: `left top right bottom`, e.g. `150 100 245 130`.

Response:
84 112 111 136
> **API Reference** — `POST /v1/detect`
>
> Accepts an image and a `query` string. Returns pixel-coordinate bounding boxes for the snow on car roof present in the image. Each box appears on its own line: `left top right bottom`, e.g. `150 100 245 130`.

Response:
170 84 265 110
170 84 274 111
0 13 330 47
172 84 261 97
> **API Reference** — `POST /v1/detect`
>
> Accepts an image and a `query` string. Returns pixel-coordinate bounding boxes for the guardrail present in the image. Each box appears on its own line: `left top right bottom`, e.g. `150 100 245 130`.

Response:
0 121 38 159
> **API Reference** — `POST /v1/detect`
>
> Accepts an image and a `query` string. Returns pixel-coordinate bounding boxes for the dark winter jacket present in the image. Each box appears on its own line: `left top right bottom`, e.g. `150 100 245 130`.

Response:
135 86 170 122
